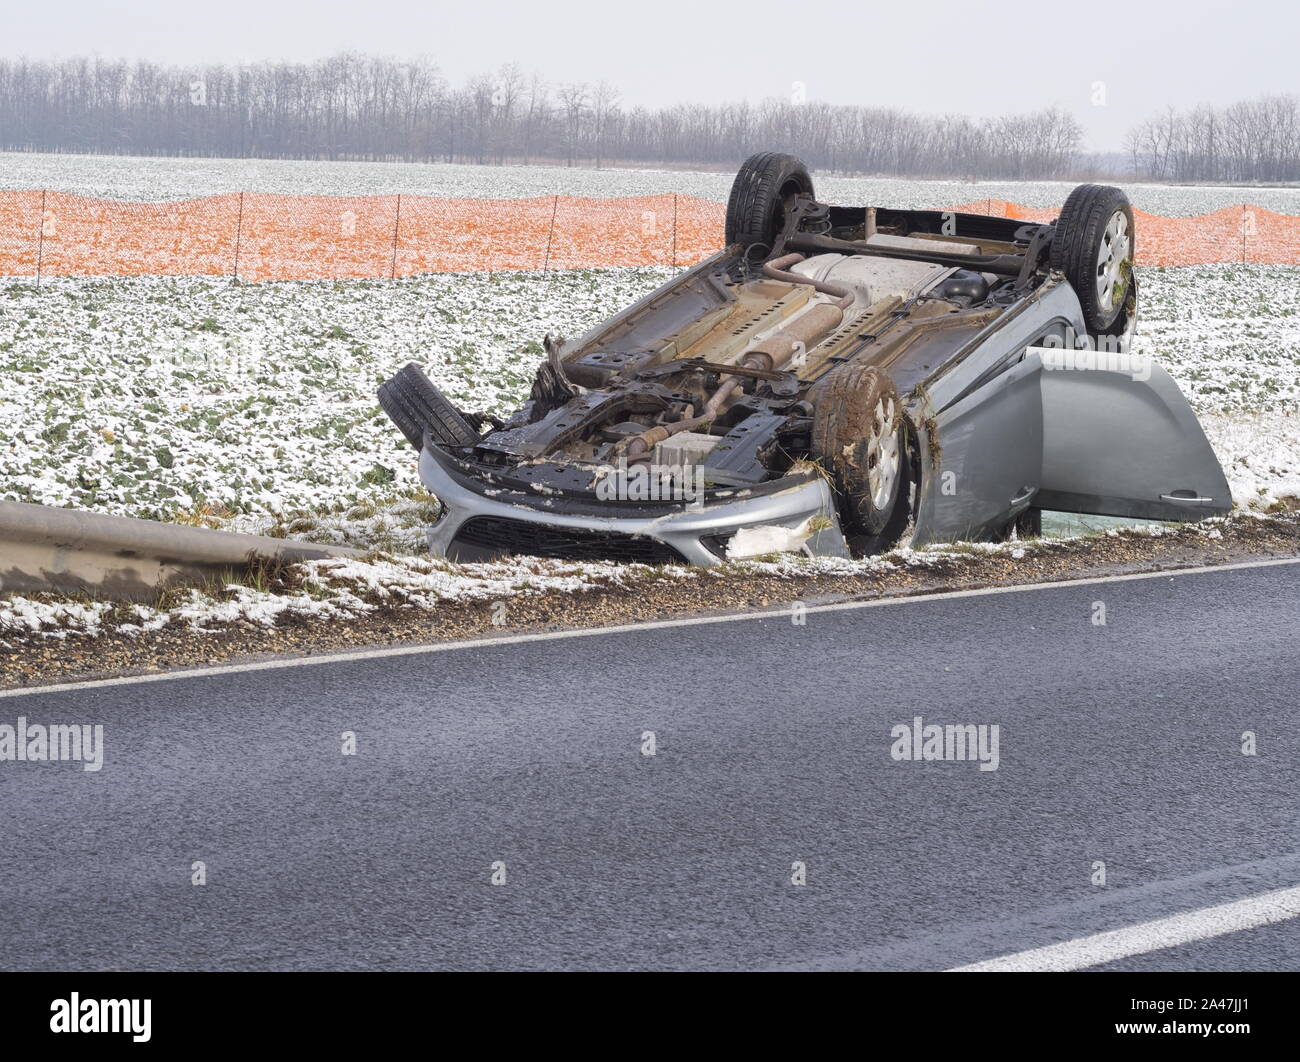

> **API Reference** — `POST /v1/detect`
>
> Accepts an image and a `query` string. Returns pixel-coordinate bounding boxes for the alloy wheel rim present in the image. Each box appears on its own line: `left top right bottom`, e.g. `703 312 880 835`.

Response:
865 396 900 510
1096 210 1132 315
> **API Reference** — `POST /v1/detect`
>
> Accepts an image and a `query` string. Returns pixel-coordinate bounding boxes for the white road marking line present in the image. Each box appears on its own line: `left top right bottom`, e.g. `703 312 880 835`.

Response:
949 884 1300 971
3 555 1297 699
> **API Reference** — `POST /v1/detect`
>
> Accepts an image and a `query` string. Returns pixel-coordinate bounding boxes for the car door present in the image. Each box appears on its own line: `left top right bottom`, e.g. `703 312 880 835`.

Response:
1032 351 1232 520
913 353 1044 545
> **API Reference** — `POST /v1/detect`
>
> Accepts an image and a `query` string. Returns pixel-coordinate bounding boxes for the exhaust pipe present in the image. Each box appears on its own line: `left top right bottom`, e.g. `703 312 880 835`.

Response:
626 254 848 462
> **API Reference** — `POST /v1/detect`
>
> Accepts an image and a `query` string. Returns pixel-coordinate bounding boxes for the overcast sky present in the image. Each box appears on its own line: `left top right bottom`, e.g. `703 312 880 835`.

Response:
6 0 1295 150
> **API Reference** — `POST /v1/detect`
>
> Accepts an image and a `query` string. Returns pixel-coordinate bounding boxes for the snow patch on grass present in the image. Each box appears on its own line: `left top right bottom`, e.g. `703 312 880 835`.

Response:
0 597 115 639
0 552 689 641
1133 265 1300 411
1201 411 1300 508
0 269 671 526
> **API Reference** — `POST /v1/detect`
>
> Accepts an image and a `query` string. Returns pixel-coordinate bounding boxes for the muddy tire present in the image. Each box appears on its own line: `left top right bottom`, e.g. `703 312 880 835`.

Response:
811 362 911 557
378 362 480 451
1050 184 1135 333
725 152 814 253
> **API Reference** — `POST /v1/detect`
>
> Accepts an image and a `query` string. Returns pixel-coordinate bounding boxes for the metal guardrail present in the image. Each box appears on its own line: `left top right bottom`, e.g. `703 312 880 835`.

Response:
0 501 363 601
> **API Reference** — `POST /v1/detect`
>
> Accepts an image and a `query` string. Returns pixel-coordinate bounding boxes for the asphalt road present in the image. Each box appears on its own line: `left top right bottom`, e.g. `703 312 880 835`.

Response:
2 560 1297 971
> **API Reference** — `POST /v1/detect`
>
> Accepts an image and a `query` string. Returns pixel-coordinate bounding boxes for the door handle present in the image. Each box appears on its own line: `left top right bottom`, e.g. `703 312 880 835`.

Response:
1009 486 1036 506
1160 492 1214 504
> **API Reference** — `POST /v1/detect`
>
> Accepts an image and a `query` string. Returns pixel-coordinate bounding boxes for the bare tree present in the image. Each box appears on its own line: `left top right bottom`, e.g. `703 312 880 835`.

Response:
591 81 620 169
556 81 589 167
1128 95 1299 182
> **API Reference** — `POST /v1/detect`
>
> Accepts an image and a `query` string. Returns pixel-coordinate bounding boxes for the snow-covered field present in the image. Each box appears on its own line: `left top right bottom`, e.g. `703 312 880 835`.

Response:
3 151 1300 217
0 268 665 541
1 153 1296 647
2 263 1298 540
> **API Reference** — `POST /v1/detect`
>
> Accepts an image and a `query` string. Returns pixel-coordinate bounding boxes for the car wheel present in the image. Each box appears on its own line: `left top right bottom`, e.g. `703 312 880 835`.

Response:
1050 184 1135 334
378 362 480 451
725 152 814 253
811 362 911 557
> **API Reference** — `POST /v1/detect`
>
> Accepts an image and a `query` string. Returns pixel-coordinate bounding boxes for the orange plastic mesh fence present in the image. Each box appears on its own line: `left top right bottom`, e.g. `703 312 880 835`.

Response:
948 199 1300 266
2 191 1299 280
35 192 242 277
0 190 43 275
237 194 399 282
394 195 557 274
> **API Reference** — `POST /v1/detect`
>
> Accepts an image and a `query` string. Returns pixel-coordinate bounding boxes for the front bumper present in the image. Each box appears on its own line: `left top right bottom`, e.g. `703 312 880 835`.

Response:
418 448 851 566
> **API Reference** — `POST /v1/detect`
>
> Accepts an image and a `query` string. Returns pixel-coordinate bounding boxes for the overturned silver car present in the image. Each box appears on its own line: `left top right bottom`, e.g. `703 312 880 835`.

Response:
379 152 1231 565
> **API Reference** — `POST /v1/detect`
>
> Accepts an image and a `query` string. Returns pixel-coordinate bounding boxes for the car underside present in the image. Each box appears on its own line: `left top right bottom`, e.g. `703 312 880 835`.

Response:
379 152 1232 566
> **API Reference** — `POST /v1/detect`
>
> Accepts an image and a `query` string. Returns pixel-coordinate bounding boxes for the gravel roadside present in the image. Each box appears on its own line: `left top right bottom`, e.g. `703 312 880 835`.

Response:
3 512 1297 690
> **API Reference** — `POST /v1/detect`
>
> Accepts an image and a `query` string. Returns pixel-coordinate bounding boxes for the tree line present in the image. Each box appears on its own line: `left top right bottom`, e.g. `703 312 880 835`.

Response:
0 53 1295 183
1125 96 1300 183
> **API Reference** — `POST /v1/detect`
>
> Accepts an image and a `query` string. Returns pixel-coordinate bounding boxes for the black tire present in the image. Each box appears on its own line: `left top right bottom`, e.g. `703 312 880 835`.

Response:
1050 184 1136 333
725 152 814 252
378 362 480 451
811 362 911 557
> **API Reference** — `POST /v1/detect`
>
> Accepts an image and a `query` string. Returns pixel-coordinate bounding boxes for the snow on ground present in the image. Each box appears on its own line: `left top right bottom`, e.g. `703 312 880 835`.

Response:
3 152 1300 217
1201 411 1300 508
1133 265 1300 410
2 263 1296 541
0 267 673 526
0 552 678 640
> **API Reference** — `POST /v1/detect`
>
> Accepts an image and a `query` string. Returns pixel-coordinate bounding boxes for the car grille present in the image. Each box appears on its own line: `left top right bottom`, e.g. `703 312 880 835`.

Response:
450 516 686 565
